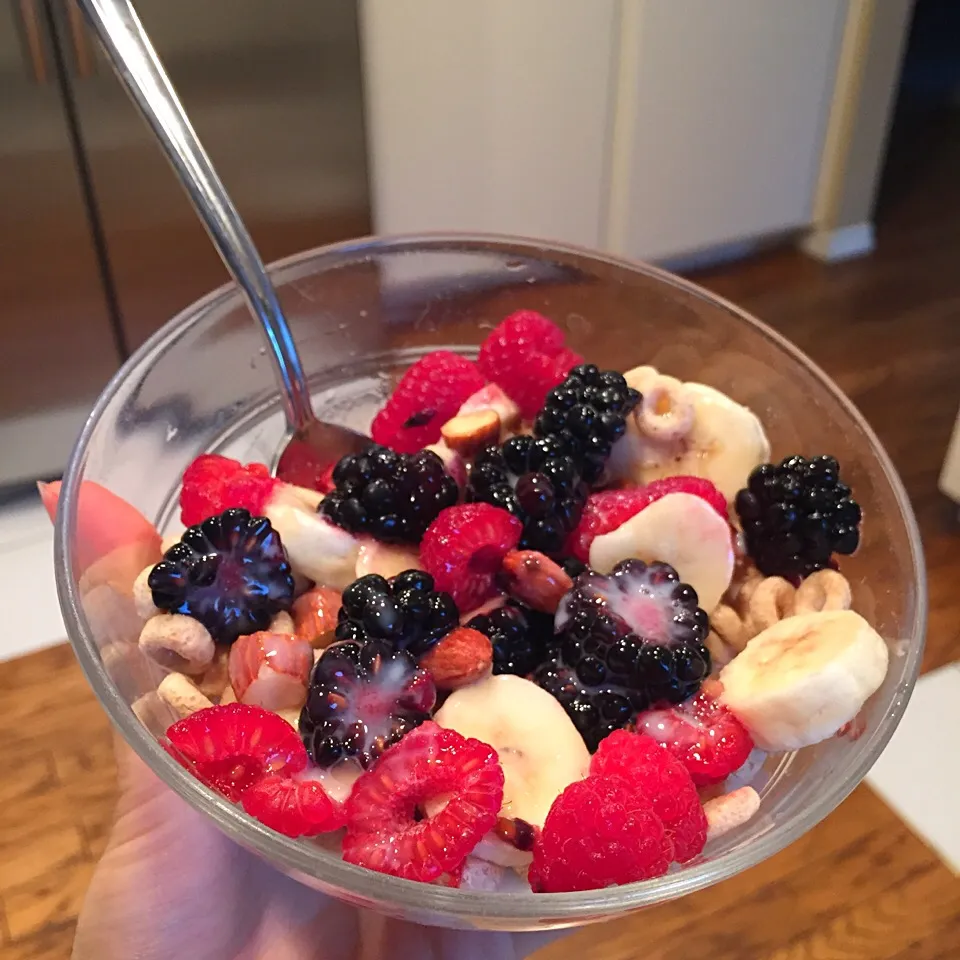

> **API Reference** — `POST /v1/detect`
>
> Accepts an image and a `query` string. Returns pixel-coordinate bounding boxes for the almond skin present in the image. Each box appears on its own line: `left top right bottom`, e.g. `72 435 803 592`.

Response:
500 550 573 613
458 383 522 430
292 587 342 649
440 409 501 456
420 627 493 690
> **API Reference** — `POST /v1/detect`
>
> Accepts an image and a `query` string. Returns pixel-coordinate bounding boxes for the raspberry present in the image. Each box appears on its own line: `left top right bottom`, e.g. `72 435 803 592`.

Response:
165 703 307 801
528 775 671 892
342 722 504 883
241 775 346 837
370 351 485 454
180 454 279 527
635 691 754 786
591 730 707 862
566 477 728 562
478 311 583 419
420 504 523 612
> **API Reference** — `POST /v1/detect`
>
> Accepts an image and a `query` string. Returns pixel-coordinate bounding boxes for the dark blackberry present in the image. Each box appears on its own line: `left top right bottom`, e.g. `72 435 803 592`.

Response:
534 365 641 484
320 444 458 543
334 570 459 657
466 435 587 557
560 556 588 579
735 455 862 580
299 639 436 768
467 600 556 676
148 507 294 645
534 559 710 751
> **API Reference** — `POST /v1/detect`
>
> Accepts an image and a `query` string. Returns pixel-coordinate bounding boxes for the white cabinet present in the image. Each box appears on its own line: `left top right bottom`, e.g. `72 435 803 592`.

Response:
605 0 847 262
360 0 618 248
361 0 848 262
939 409 960 506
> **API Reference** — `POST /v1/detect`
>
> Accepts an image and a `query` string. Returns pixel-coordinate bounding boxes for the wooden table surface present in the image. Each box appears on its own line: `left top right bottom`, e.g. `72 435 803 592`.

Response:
3 118 960 959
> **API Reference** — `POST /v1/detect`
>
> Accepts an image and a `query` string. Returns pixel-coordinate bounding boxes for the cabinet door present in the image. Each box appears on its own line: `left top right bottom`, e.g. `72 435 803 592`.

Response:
61 0 370 350
0 0 121 483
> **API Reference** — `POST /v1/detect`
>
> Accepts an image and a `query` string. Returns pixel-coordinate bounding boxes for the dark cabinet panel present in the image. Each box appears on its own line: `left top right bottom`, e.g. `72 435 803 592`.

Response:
0 0 121 481
62 0 370 350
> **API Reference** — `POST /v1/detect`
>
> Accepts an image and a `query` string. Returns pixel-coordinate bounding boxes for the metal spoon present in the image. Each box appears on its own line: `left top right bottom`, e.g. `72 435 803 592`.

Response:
76 0 369 488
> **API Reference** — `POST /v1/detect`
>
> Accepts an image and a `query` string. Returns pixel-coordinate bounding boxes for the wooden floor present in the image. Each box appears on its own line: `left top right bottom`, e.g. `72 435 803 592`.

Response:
3 118 960 958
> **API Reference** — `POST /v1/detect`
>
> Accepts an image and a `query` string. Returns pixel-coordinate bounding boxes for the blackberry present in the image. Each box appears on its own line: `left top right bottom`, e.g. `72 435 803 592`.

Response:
735 455 862 580
320 445 458 543
466 435 587 556
334 570 459 657
148 507 294 645
534 560 710 751
534 365 640 484
468 600 556 676
300 639 435 768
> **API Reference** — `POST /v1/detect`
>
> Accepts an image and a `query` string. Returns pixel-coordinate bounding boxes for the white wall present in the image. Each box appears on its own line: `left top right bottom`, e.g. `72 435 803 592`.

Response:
360 0 619 247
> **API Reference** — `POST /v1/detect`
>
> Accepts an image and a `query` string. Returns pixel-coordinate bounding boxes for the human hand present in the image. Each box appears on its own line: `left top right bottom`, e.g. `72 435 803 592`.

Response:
72 741 563 960
47 483 565 959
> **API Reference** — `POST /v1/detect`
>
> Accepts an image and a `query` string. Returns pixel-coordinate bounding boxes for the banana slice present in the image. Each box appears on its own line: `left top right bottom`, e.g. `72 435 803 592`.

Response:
589 492 734 613
263 503 359 590
434 674 590 833
355 541 422 580
609 367 770 503
718 610 888 751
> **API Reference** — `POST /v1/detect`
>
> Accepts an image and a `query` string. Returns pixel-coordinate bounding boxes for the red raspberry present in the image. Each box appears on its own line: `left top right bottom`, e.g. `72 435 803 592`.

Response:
420 504 523 611
342 722 504 883
180 454 279 527
370 351 485 453
241 774 346 838
635 691 754 786
591 730 707 862
529 775 672 893
566 476 729 562
165 703 307 801
478 311 583 418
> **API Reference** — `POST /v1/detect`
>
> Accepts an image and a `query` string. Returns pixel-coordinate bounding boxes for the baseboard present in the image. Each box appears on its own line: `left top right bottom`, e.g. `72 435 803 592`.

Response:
800 222 876 263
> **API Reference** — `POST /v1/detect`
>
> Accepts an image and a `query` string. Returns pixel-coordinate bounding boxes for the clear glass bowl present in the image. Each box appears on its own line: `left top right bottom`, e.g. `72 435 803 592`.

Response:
55 235 926 931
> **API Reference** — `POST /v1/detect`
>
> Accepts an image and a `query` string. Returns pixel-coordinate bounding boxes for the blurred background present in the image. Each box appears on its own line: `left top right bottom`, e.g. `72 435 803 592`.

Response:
1 1 958 958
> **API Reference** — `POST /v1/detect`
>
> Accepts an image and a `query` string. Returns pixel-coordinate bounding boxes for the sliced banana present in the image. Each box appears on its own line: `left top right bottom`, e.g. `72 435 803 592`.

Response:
609 366 770 503
434 674 589 833
263 503 359 590
355 541 422 580
718 610 888 751
589 492 734 613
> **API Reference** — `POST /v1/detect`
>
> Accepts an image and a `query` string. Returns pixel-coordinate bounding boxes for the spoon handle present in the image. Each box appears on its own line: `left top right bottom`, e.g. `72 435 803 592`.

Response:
76 0 315 432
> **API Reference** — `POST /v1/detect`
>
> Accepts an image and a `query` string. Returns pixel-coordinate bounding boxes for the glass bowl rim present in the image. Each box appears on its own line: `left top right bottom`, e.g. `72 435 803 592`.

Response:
55 231 927 922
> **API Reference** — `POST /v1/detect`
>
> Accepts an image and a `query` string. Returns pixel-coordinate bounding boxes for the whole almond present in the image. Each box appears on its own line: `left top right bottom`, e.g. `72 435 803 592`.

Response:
458 383 521 431
420 627 493 690
440 410 501 456
500 550 573 613
292 586 342 649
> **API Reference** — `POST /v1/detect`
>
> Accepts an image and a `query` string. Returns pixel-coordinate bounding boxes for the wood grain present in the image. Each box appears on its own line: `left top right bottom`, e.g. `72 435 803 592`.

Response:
2 116 960 960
